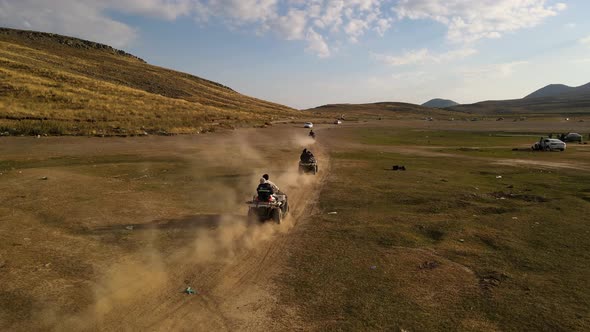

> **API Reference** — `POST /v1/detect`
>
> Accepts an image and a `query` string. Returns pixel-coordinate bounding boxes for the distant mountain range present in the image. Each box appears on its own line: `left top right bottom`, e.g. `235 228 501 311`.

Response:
447 81 590 115
422 98 459 108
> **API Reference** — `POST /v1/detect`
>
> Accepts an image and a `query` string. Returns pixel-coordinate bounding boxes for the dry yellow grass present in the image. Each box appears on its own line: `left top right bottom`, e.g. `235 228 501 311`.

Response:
0 28 300 136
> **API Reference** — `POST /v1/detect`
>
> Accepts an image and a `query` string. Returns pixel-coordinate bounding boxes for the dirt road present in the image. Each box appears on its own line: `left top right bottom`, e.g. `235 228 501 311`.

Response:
0 125 326 331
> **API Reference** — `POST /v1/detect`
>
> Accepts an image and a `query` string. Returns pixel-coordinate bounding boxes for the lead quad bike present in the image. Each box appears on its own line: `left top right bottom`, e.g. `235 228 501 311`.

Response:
246 190 289 224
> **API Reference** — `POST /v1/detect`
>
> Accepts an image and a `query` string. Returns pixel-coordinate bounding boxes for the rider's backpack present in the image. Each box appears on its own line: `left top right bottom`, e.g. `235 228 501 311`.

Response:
257 182 274 201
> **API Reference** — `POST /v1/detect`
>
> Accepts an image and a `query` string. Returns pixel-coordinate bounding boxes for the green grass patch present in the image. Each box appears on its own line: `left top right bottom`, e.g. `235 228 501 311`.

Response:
280 127 590 331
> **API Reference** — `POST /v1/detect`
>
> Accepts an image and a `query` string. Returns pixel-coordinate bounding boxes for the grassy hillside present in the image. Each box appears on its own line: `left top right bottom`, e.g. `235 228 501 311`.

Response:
307 102 463 120
0 28 299 136
525 82 590 99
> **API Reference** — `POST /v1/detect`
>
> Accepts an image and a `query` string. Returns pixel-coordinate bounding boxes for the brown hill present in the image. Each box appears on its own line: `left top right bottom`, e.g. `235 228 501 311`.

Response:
524 82 590 99
0 27 298 136
307 102 462 119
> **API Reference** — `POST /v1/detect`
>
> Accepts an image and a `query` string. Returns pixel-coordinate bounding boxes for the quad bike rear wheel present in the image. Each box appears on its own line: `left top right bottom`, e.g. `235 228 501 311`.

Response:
272 208 282 224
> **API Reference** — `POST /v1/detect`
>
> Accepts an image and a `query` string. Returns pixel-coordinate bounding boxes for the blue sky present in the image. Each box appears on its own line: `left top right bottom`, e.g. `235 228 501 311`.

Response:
1 0 589 109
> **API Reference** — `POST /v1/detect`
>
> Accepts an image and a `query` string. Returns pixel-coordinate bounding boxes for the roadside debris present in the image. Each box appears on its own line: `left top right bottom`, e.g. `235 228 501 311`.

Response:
125 225 134 230
512 217 518 220
370 265 377 270
392 165 406 171
496 175 502 179
327 211 338 215
39 176 48 180
185 287 196 295
459 239 465 243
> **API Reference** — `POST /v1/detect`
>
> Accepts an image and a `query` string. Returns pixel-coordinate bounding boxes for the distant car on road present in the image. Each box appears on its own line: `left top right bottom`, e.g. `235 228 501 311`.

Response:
532 138 566 151
304 122 313 128
334 120 342 125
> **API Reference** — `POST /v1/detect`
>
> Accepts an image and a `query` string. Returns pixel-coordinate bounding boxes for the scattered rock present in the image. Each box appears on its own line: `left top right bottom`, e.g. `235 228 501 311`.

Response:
419 261 440 270
459 239 465 243
478 271 509 291
496 175 503 179
370 266 377 270
512 217 518 220
125 226 134 230
40 176 48 180
327 211 338 215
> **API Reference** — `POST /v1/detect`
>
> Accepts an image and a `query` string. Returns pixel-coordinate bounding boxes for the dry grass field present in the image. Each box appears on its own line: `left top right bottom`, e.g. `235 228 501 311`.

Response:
2 114 590 331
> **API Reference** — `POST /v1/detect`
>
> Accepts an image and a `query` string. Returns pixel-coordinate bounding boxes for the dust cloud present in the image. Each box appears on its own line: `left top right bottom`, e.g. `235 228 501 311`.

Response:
38 130 322 331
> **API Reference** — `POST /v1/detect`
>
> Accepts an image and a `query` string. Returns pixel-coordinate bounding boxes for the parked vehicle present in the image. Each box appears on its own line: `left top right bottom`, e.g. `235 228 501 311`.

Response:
561 133 582 143
304 122 313 128
531 138 566 151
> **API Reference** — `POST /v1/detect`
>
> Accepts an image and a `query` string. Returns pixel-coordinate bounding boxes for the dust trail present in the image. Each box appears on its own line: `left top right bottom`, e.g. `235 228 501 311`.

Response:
39 129 324 331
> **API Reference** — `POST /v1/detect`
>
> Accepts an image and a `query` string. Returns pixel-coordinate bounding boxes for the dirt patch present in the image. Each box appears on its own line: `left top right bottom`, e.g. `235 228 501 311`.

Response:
0 125 327 331
494 158 590 171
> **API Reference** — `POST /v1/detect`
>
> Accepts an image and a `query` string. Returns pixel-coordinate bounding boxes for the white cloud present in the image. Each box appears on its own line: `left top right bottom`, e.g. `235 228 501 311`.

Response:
394 0 567 43
0 0 568 58
273 9 308 40
306 27 330 58
462 61 529 79
0 0 395 57
373 47 477 66
580 35 590 47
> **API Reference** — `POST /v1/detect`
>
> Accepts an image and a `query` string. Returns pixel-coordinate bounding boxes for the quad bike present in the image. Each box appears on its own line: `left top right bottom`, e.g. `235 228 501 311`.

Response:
246 193 289 224
299 159 318 175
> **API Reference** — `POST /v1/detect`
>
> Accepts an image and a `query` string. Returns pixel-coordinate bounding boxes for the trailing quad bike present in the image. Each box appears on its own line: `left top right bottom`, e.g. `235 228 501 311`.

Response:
246 193 289 224
299 160 318 175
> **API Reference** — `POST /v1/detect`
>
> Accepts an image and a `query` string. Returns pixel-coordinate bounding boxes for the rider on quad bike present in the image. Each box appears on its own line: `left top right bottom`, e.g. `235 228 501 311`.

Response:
309 130 316 139
298 150 318 174
248 174 289 223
